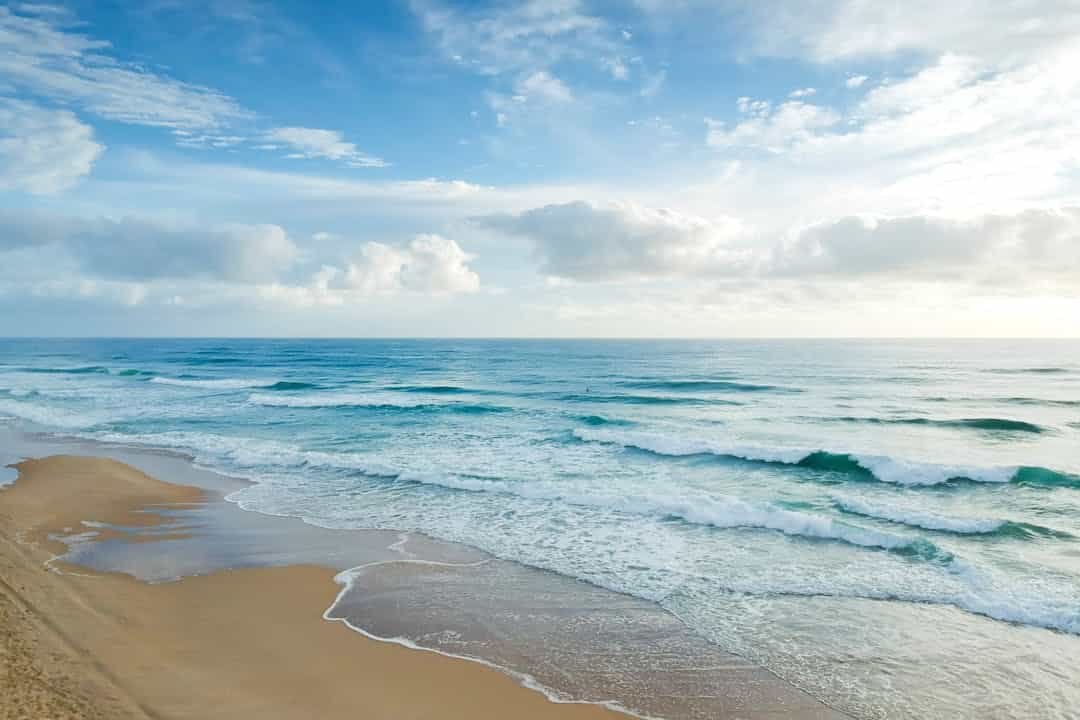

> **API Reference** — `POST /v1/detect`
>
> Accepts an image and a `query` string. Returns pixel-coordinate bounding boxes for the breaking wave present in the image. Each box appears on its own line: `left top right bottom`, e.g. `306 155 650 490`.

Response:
573 428 1080 488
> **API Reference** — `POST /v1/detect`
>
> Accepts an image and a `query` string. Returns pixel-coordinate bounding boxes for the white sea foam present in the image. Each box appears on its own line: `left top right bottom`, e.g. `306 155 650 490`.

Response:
573 427 1021 486
573 427 814 463
395 472 924 553
834 496 1006 534
68 430 1080 637
151 376 276 389
847 454 1016 486
247 392 426 408
943 562 1080 635
0 399 106 429
87 429 393 478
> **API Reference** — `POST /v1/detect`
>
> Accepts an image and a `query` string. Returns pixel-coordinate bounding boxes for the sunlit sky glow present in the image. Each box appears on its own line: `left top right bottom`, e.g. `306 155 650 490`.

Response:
1 0 1078 337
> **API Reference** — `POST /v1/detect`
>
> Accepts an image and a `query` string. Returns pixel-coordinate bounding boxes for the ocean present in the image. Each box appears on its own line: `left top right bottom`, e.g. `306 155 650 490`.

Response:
1 338 1079 719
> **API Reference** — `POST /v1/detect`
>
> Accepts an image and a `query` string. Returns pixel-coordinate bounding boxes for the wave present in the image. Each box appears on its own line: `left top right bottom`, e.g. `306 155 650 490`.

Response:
573 428 1080 488
833 496 1071 540
617 380 797 393
0 398 107 429
823 416 1045 434
87 430 391 476
171 356 247 365
247 392 508 414
114 368 156 377
832 496 1006 534
0 388 39 399
264 381 321 391
988 367 1071 375
74 427 1079 636
80 426 940 558
996 397 1080 408
151 376 283 390
700 563 1080 636
574 414 633 427
18 365 110 375
559 393 740 406
393 473 947 560
388 385 494 395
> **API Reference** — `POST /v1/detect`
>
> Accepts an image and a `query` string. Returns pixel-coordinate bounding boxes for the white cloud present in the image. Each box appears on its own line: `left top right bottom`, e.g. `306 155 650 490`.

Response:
845 74 868 88
0 211 297 282
515 71 572 103
723 0 1080 64
474 200 749 280
12 4 70 18
706 100 840 153
343 234 480 294
788 87 816 98
703 43 1080 218
410 0 613 75
771 208 1080 288
0 6 251 130
0 209 480 313
0 98 103 194
475 199 1080 292
255 234 481 307
487 70 577 129
263 127 389 168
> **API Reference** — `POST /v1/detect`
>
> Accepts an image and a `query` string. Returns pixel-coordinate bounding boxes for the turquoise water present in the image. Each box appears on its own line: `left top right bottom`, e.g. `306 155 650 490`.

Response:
2 338 1079 718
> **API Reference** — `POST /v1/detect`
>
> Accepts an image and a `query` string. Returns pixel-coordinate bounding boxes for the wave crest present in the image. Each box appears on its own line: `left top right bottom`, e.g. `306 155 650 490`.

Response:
151 377 278 388
573 428 1079 488
248 392 507 413
393 472 946 558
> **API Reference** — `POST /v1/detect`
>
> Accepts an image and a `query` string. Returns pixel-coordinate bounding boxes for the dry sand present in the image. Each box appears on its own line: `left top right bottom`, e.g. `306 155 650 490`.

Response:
0 455 626 720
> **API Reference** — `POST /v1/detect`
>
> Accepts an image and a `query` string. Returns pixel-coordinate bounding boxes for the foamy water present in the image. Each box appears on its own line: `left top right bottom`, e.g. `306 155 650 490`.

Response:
2 338 1079 719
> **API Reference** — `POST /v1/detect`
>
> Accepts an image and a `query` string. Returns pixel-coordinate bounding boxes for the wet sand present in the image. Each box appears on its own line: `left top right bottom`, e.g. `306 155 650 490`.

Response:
0 455 626 720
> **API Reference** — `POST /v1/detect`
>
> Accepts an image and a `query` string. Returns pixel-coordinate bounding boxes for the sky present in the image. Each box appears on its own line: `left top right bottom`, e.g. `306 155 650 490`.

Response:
1 0 1078 337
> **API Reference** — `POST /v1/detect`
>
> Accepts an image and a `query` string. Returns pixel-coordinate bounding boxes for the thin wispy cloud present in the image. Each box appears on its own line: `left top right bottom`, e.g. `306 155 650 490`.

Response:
0 6 251 130
264 127 390 168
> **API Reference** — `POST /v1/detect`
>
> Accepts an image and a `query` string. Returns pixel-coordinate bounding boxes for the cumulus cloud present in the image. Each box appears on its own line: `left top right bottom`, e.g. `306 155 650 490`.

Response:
0 210 481 311
773 209 1080 284
474 201 749 280
0 6 251 130
264 127 389 168
772 216 994 276
0 211 297 282
0 98 103 194
343 234 480 294
476 199 1080 291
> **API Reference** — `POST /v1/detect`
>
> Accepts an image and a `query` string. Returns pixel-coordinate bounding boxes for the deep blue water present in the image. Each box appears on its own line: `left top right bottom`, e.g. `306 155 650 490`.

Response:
2 338 1079 719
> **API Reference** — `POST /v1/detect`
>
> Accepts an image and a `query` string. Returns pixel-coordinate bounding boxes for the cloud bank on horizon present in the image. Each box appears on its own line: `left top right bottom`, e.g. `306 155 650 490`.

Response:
1 0 1078 337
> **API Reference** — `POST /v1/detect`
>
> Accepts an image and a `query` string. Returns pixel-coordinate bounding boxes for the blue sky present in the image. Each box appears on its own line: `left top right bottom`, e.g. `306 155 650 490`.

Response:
1 0 1079 336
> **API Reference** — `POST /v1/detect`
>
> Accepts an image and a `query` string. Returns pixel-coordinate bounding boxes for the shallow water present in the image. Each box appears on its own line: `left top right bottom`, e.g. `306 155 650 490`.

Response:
1 338 1078 718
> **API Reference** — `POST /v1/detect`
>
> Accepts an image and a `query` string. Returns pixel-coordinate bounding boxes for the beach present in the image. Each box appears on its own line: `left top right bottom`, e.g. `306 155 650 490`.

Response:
0 455 628 720
2 338 1078 719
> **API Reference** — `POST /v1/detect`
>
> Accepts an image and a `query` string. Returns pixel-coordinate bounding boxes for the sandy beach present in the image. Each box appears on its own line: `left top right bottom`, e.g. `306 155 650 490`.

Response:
0 455 626 720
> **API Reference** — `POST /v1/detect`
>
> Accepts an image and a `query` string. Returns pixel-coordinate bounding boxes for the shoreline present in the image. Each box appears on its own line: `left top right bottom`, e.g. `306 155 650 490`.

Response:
0 428 850 719
0 454 629 720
